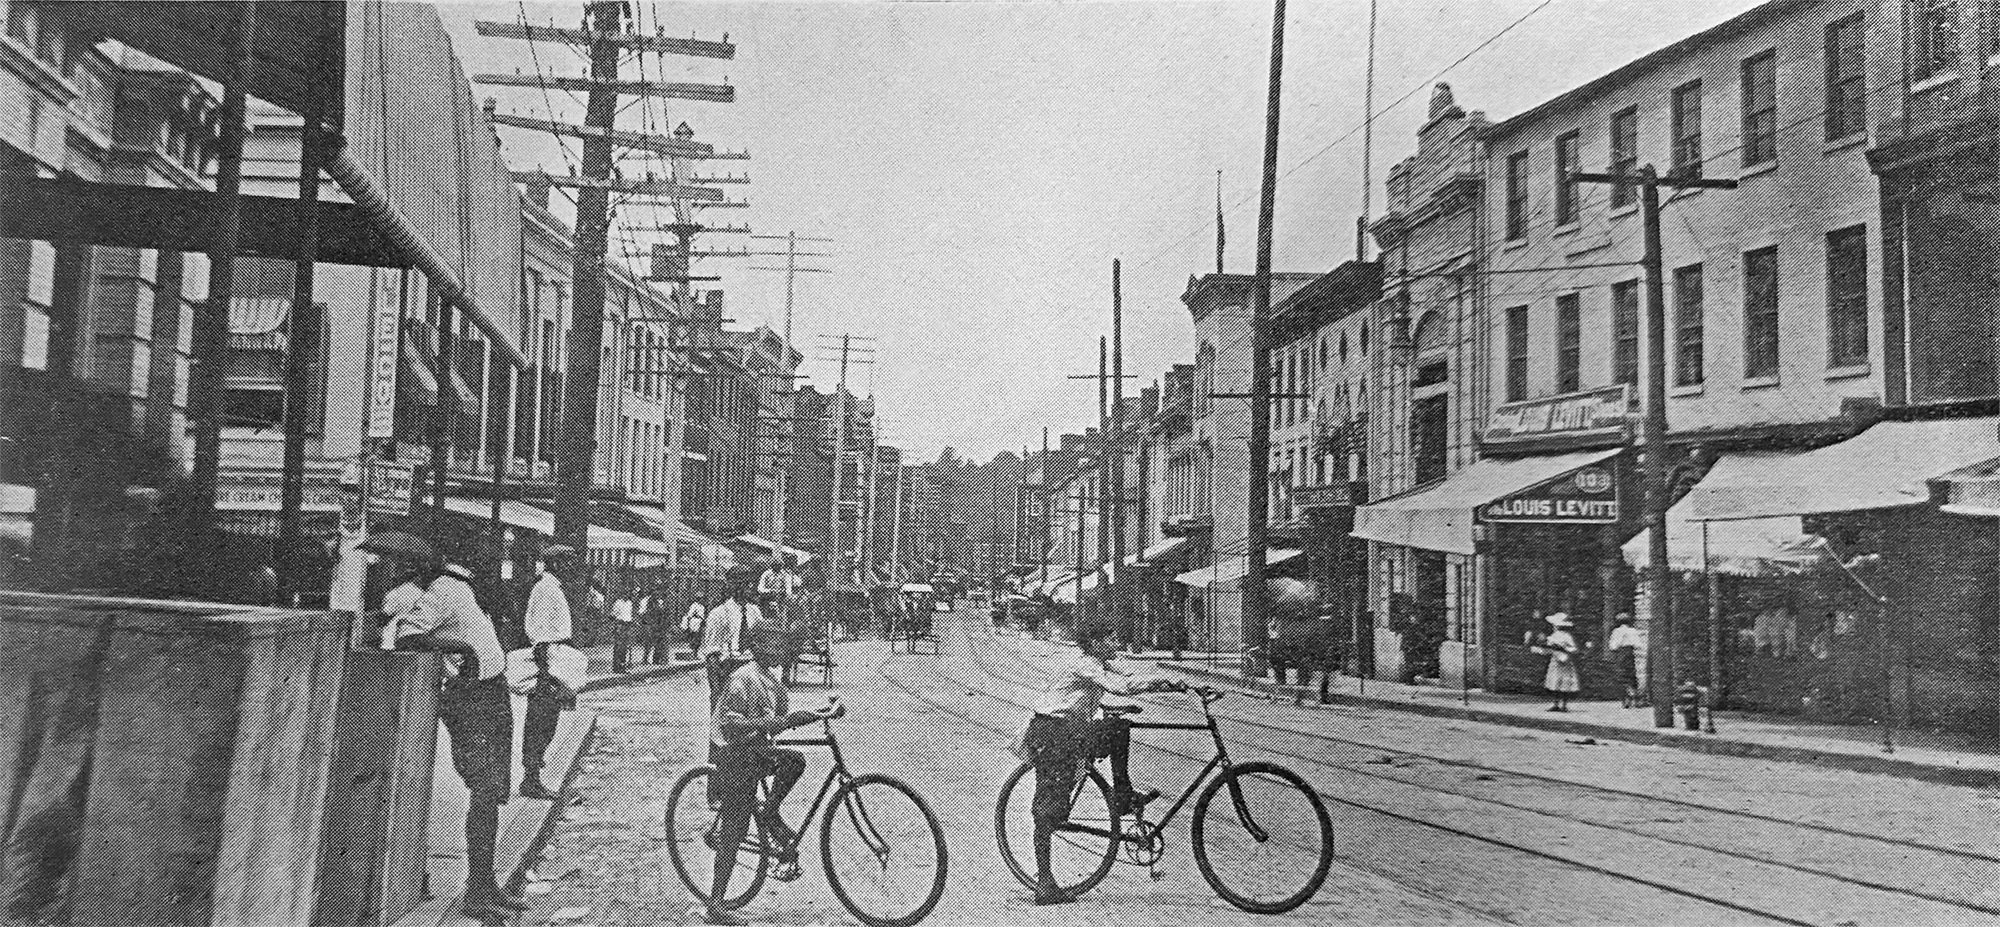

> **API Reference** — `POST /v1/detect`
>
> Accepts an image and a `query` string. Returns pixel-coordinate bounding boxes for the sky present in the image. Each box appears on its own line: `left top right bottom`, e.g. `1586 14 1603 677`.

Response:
439 0 1768 463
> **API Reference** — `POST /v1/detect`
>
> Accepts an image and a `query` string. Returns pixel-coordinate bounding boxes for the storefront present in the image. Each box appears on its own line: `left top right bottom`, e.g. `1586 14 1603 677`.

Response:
1676 416 2000 732
1355 386 1632 691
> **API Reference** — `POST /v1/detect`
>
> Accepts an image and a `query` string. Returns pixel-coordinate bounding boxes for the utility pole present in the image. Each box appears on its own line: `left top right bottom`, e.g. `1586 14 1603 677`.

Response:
1573 163 1737 727
275 85 326 602
1040 428 1051 584
860 425 882 579
1110 259 1129 645
748 230 830 622
816 334 874 583
477 4 735 602
1244 0 1289 680
888 460 907 581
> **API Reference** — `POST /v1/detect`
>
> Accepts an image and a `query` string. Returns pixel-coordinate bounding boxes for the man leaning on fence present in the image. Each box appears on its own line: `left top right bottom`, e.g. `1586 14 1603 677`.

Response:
364 531 527 923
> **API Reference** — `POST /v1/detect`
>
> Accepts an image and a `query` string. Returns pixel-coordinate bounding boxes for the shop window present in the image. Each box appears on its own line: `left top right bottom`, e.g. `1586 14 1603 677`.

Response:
1740 50 1777 167
1674 263 1706 386
1553 131 1581 226
1556 294 1582 393
1744 246 1780 378
1612 280 1640 386
1826 225 1869 367
1914 0 1960 82
1670 80 1703 179
1504 306 1529 401
1505 150 1529 240
1412 394 1448 485
1824 14 1864 139
1609 107 1639 209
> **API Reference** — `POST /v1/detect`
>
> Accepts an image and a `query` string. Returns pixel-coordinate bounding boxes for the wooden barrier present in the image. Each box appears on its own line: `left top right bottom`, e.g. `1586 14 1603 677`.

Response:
0 592 347 927
314 648 440 927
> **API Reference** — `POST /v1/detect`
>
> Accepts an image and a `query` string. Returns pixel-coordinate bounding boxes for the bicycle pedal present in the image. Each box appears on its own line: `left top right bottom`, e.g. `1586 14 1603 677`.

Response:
772 861 804 883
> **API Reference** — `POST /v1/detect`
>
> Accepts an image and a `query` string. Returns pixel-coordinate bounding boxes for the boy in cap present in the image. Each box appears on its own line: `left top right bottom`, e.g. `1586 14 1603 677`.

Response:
705 621 841 925
364 532 525 921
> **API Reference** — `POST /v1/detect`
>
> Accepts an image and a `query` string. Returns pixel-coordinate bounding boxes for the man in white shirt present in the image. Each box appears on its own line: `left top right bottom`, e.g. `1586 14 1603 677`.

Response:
758 556 801 603
1016 618 1180 905
362 532 525 921
1608 611 1644 708
609 590 635 674
520 545 577 800
704 564 765 708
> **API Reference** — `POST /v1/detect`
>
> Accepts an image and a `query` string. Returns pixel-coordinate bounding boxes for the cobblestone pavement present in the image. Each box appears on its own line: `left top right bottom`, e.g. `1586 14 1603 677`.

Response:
516 607 2000 927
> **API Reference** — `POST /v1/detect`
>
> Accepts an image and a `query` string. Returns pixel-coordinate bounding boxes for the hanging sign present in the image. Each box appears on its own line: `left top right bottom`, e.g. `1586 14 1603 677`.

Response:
1484 384 1630 446
1481 462 1620 524
367 460 415 515
367 274 402 439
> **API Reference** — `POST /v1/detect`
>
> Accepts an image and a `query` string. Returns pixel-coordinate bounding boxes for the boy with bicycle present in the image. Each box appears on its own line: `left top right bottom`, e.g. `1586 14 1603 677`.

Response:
706 622 842 925
1015 618 1182 905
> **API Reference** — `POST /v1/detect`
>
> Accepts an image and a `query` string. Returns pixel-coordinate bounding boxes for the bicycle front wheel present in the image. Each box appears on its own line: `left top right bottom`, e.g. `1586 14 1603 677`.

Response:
993 761 1119 896
1190 761 1333 914
663 766 769 910
820 773 948 927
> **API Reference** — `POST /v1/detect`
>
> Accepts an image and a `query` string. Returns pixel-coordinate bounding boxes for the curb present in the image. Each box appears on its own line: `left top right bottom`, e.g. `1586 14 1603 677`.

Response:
1160 661 2000 790
578 660 700 694
505 713 598 892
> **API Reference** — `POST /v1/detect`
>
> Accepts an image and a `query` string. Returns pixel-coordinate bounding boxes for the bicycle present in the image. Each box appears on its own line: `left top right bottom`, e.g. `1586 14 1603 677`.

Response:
995 684 1334 914
665 710 949 927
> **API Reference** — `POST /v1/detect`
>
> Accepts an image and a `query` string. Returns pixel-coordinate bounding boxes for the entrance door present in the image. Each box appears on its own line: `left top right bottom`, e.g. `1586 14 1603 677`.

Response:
1403 550 1448 680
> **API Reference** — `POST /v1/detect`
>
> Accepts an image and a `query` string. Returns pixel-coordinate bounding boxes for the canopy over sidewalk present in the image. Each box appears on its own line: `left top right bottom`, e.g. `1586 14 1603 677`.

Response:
1684 417 2000 521
1354 449 1620 554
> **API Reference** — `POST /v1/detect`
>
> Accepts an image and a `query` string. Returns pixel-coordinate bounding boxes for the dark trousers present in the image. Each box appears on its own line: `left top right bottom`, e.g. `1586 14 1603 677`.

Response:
709 745 808 906
522 693 562 779
610 621 633 673
439 677 513 897
1023 714 1132 891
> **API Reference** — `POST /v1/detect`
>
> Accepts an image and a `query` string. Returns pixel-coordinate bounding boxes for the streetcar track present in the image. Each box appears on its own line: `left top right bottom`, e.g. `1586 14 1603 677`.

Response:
971 617 2000 868
863 639 1524 927
932 615 2000 924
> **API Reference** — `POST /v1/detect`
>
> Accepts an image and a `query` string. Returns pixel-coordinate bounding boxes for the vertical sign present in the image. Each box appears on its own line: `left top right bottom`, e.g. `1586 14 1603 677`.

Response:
367 271 402 439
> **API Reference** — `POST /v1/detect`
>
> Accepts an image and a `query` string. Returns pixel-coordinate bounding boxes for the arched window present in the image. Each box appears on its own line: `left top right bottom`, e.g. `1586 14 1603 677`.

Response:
1412 311 1448 357
1339 331 1350 364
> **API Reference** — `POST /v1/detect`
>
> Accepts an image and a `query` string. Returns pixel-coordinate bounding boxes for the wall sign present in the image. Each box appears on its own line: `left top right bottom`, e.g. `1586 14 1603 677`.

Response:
1484 385 1630 446
1482 463 1620 524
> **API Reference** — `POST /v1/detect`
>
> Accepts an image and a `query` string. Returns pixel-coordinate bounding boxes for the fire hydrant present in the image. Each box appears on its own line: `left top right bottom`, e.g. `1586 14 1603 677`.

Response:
1673 681 1708 731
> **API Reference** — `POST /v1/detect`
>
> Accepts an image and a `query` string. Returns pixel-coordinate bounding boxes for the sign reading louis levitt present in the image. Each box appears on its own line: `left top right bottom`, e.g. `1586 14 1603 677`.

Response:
1483 384 1630 447
1482 462 1620 524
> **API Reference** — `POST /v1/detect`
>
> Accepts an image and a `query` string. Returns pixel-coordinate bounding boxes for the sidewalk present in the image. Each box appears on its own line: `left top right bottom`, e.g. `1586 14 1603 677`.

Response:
1157 657 2000 790
391 649 699 927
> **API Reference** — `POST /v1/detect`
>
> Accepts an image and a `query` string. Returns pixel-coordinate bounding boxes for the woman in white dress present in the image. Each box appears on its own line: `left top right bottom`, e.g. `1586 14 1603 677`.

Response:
1539 613 1580 712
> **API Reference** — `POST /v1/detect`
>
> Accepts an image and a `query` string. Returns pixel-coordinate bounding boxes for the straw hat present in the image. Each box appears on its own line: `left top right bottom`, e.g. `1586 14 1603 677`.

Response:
1544 613 1574 629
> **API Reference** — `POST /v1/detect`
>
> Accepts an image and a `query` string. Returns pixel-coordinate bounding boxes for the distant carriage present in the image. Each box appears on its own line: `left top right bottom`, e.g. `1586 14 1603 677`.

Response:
892 583 942 654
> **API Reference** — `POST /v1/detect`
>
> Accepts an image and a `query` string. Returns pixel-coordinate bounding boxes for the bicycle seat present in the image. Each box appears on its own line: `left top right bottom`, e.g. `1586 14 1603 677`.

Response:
1102 703 1143 717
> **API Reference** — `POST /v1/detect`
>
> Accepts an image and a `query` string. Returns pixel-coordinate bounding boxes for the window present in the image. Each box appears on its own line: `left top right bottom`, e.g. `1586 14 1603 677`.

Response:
1674 263 1706 386
1741 50 1777 166
1610 107 1639 208
1612 280 1640 386
1827 225 1869 366
1505 150 1530 240
1743 246 1780 378
1671 80 1703 178
1556 294 1582 393
1825 14 1867 139
1505 305 1530 401
1914 0 1960 82
1555 131 1581 226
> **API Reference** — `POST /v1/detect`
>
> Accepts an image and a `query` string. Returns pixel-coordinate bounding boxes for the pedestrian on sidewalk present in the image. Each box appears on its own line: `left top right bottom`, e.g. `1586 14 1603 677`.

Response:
520 544 578 801
681 590 709 661
642 589 670 664
1608 611 1643 708
363 533 527 922
609 587 635 674
704 564 766 710
1536 613 1581 712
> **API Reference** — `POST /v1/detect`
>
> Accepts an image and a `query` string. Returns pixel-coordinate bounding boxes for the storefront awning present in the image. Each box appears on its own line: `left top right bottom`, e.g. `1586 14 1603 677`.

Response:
439 496 640 550
1622 455 1832 577
732 533 816 564
1684 417 2000 521
1125 535 1188 567
1174 549 1302 588
1353 449 1621 555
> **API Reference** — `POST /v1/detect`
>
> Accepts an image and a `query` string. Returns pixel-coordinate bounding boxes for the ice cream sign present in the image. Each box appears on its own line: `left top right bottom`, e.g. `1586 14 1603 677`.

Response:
1482 464 1620 524
1484 385 1630 446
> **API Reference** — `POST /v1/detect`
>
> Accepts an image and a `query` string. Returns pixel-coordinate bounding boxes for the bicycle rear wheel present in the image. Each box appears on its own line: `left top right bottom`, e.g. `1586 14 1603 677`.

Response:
1190 761 1333 914
820 773 948 927
993 762 1119 896
663 766 769 909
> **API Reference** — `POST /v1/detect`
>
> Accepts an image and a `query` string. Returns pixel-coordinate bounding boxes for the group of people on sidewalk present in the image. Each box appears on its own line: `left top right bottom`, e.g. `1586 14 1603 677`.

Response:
358 531 587 923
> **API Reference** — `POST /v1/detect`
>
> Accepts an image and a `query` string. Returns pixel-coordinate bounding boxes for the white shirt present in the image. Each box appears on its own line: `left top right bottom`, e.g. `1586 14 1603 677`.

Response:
611 598 635 623
1608 625 1643 651
397 571 506 681
1031 651 1139 719
682 601 707 633
702 597 763 658
524 572 574 644
758 568 801 599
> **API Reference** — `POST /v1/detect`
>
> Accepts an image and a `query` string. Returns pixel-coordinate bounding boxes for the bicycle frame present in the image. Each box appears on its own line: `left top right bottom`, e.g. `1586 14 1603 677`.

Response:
1123 709 1229 834
759 722 849 854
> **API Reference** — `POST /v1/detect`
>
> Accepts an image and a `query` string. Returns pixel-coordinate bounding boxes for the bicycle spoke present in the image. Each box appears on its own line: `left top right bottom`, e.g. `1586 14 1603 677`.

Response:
1194 766 1332 913
824 777 947 927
